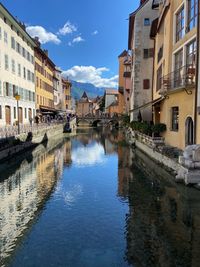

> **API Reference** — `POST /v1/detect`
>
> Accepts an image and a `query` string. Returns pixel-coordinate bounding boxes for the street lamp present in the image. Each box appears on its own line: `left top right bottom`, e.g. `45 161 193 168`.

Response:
14 93 21 135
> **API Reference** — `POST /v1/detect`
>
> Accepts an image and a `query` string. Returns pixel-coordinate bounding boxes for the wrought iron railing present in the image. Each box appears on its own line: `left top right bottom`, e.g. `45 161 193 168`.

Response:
159 64 196 94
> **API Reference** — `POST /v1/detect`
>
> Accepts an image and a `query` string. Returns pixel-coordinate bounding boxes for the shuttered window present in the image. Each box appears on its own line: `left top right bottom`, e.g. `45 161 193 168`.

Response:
143 79 150 89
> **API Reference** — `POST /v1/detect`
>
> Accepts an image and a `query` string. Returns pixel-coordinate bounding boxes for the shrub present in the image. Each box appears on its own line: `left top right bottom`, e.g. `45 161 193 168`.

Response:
151 123 167 136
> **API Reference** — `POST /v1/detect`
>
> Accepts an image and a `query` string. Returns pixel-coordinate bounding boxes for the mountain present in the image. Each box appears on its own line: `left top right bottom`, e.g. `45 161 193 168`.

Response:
71 80 105 99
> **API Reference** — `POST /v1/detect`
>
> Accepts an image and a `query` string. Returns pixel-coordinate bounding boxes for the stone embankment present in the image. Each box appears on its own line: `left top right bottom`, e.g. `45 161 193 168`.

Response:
0 119 77 162
126 127 200 186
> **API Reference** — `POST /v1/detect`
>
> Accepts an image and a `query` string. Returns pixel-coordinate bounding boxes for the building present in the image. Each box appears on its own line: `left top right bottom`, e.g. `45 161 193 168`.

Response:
0 3 36 126
105 89 119 112
152 0 198 149
62 78 72 113
53 67 64 111
196 0 200 145
128 0 158 122
35 42 55 118
118 50 132 114
76 91 93 117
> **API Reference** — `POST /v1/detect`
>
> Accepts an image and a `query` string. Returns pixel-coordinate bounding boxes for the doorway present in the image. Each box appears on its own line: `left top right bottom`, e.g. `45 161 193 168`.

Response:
185 117 194 146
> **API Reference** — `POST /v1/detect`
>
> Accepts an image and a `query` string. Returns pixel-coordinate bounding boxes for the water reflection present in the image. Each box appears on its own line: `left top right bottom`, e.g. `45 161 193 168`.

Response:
124 148 200 267
1 129 200 267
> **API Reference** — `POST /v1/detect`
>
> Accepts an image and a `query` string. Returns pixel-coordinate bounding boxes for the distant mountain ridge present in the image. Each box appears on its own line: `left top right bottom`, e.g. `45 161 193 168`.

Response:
71 80 105 99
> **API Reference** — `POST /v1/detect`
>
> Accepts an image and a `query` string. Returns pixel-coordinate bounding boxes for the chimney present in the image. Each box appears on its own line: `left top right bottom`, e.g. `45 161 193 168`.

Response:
34 37 41 47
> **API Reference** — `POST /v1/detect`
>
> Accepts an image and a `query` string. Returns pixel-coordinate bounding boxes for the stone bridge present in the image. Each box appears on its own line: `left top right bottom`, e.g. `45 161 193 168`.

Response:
77 116 120 127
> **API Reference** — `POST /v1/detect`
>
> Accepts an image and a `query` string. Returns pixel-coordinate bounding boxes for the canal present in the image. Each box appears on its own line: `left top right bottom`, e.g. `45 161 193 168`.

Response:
1 128 200 267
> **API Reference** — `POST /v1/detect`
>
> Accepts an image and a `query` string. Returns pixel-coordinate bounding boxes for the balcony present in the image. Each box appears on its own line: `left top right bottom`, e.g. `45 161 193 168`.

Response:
123 71 131 78
159 65 196 95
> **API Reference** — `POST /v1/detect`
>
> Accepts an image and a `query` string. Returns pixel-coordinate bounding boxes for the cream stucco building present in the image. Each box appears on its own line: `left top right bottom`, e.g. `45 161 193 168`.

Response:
152 0 198 149
0 3 36 126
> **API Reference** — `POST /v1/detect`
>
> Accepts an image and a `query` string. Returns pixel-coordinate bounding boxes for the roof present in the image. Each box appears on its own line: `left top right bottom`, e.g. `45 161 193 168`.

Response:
105 89 119 95
118 50 128 58
81 91 88 99
0 3 36 47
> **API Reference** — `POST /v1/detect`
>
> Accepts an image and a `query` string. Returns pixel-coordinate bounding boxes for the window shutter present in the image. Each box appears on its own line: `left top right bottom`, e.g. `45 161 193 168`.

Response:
143 79 150 89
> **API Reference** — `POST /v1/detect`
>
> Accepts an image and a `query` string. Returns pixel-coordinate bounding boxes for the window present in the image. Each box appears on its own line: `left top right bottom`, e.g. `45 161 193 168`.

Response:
11 37 15 49
0 80 2 95
174 49 183 87
25 108 27 118
11 59 15 73
4 54 9 70
4 31 8 43
186 39 196 66
22 47 26 58
27 52 30 61
0 105 2 119
23 67 26 79
16 42 21 54
144 18 150 26
187 0 197 32
176 6 185 42
18 64 21 77
171 107 179 131
27 70 31 81
143 79 150 89
144 48 154 59
157 65 162 91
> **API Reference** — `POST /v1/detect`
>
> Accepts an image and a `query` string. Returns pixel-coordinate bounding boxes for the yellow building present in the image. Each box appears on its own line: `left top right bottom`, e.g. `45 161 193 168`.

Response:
62 78 72 112
35 42 55 117
152 0 198 150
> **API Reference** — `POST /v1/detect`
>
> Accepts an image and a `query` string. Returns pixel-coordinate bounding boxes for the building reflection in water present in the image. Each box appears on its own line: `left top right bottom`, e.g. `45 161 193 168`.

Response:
0 139 68 266
122 147 200 267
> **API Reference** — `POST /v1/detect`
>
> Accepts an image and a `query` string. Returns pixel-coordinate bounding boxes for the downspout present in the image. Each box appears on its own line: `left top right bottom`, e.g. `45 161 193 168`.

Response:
194 0 200 144
151 36 156 123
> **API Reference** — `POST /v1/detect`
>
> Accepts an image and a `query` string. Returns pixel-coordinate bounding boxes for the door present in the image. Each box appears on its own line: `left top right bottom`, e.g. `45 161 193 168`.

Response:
5 106 11 125
185 117 194 146
18 107 23 124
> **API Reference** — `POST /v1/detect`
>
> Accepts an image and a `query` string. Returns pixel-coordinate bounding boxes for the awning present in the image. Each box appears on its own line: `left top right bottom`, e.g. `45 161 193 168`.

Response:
129 96 165 113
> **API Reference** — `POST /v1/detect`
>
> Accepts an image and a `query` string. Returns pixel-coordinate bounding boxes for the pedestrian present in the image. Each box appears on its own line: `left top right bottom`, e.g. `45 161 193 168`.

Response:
35 115 39 125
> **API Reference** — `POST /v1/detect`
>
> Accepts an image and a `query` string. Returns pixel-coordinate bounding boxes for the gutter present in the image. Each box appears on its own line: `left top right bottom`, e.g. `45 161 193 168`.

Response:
194 0 200 144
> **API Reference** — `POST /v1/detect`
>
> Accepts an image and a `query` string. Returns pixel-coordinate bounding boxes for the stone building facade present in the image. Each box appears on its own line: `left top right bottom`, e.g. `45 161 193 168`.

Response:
128 0 158 122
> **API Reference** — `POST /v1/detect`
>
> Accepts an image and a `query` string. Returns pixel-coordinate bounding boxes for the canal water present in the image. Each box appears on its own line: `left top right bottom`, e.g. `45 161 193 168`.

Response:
1 129 200 267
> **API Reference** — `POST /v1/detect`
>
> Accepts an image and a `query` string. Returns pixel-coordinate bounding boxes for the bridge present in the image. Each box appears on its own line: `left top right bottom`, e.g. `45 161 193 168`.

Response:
76 115 120 127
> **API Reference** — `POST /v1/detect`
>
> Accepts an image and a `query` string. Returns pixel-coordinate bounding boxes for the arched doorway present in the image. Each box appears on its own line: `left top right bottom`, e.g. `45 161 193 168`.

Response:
185 117 194 146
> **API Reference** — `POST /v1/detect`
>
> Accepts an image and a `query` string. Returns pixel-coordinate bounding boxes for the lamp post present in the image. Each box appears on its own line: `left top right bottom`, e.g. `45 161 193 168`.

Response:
14 93 21 135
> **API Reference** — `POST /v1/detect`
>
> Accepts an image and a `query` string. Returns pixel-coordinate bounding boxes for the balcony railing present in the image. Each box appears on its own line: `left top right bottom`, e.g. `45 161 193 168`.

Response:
159 64 196 94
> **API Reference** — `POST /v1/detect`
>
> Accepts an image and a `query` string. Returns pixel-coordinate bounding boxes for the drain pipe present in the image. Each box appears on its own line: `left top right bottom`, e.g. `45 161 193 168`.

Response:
194 0 200 144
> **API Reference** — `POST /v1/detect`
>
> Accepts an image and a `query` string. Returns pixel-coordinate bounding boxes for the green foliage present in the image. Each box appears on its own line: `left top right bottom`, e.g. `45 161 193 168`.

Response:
122 114 130 125
151 123 167 134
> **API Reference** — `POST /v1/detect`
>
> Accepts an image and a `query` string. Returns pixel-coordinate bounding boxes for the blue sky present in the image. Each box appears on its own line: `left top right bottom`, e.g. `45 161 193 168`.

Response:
1 0 139 88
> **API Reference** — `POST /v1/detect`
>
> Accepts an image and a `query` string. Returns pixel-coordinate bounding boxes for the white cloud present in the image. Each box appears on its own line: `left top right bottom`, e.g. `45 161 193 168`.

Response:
72 143 106 166
26 25 61 44
58 21 77 35
72 36 84 43
62 65 118 88
92 30 98 35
